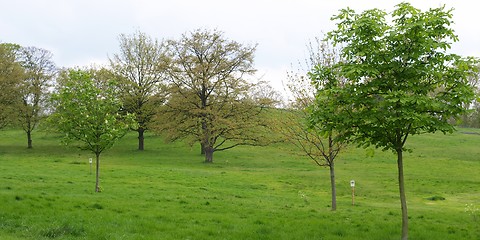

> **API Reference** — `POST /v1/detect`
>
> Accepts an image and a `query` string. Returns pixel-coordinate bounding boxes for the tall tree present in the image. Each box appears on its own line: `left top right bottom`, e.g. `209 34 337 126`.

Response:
0 43 23 129
157 29 269 163
17 46 56 148
50 69 136 192
110 31 168 151
279 38 345 211
310 3 478 239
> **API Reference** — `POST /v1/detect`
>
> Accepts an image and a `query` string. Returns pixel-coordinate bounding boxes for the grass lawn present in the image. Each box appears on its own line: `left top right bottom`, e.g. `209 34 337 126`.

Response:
0 128 479 239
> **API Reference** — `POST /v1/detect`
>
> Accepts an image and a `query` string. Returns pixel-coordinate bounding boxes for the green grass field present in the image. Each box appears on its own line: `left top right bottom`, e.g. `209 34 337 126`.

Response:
0 128 479 239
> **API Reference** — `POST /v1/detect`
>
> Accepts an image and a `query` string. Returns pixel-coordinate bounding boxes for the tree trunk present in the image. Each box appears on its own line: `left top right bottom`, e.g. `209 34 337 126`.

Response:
329 162 337 211
328 134 337 211
204 146 214 163
138 127 144 151
95 152 101 192
200 142 205 155
397 148 408 240
27 130 32 149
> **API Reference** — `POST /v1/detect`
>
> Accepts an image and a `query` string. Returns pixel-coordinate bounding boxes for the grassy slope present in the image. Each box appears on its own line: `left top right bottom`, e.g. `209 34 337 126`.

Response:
0 128 479 239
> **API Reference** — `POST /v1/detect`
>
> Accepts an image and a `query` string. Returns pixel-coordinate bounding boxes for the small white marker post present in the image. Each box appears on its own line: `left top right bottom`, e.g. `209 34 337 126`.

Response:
89 158 93 175
350 180 355 206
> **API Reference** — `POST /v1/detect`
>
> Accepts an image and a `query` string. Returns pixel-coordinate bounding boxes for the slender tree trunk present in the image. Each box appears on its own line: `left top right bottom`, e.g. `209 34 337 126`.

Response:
329 162 337 211
27 130 32 149
95 152 101 192
397 148 408 240
138 127 144 151
328 134 337 211
204 146 214 163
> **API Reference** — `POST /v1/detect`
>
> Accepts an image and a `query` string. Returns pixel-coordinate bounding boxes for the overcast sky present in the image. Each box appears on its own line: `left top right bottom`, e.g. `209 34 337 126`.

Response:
1 0 479 91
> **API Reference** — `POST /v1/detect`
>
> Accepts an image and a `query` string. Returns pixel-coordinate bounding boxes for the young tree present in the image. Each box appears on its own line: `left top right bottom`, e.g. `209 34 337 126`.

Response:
157 28 269 163
17 46 56 148
279 39 345 211
0 43 23 129
50 69 136 192
310 3 478 239
110 31 168 150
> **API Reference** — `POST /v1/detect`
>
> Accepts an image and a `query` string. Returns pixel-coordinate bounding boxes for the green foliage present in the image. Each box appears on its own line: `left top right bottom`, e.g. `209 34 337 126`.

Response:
110 31 169 150
50 69 136 155
459 64 480 128
0 43 23 129
311 3 478 153
283 38 347 211
310 3 478 239
156 28 267 163
50 69 136 192
16 46 56 148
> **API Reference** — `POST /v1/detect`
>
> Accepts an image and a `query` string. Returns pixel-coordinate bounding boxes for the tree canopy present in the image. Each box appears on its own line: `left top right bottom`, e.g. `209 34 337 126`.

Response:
0 43 23 129
50 69 136 192
156 29 271 163
309 3 478 239
17 46 56 148
110 31 169 150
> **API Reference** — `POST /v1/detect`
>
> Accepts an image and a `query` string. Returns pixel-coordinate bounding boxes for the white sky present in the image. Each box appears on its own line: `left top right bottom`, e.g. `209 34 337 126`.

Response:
1 0 479 92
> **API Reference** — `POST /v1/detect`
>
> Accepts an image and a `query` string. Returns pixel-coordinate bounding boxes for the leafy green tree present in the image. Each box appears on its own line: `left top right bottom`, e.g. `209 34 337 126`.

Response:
110 31 168 150
17 46 56 148
309 3 478 239
157 29 270 163
51 69 136 192
0 43 23 129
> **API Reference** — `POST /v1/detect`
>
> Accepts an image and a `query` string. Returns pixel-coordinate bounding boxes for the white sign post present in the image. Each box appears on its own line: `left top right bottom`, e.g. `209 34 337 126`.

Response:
350 180 355 206
89 158 93 175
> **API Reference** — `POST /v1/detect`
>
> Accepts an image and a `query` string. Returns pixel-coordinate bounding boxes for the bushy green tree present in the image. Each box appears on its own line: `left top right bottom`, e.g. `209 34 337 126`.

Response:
0 43 23 129
50 69 136 192
309 3 478 239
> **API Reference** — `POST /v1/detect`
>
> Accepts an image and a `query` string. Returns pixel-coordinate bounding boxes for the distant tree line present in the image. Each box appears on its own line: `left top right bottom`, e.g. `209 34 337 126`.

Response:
0 29 279 164
459 65 480 128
